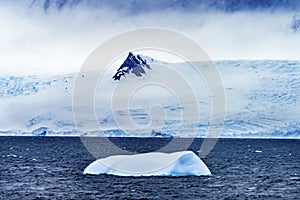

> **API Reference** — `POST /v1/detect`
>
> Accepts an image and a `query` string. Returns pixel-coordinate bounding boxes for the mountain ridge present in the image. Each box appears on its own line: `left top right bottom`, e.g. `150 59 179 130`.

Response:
112 52 152 81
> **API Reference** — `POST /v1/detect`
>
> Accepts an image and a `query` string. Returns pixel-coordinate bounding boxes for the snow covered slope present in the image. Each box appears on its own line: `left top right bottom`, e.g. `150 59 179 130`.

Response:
0 56 299 138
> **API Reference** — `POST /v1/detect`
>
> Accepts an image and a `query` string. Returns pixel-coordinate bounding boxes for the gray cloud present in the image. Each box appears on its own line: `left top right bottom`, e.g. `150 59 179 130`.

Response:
0 1 300 75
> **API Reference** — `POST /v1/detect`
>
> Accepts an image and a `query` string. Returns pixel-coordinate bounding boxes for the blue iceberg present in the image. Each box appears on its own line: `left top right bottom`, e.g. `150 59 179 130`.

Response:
83 151 211 176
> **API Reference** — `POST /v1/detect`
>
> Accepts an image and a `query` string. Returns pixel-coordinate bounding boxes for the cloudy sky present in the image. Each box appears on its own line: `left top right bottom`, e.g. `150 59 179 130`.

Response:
0 0 300 75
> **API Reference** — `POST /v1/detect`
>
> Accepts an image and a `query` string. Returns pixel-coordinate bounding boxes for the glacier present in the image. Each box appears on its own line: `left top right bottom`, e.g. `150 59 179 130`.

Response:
0 57 299 138
83 151 211 176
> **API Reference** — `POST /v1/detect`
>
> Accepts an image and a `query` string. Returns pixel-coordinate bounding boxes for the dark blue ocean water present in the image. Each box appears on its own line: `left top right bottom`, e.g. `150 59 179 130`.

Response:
0 137 299 199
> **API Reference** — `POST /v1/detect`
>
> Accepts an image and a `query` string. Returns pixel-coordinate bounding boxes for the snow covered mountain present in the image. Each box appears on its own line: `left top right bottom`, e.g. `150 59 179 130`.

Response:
112 52 152 81
0 56 299 138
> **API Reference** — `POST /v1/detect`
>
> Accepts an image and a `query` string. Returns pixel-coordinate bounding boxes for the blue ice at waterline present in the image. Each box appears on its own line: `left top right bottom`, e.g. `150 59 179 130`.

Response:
83 151 211 176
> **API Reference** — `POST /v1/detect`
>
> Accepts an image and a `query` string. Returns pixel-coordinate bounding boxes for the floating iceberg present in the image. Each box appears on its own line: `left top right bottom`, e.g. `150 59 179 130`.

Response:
83 151 211 176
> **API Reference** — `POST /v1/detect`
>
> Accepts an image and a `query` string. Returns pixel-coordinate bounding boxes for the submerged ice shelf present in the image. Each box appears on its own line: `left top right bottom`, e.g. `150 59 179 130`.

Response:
83 151 211 176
